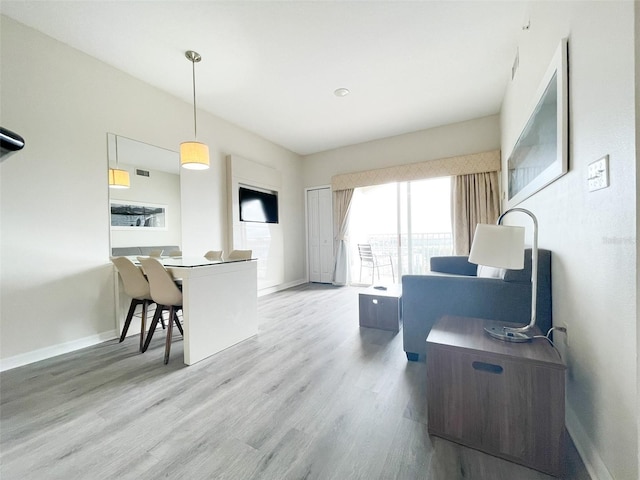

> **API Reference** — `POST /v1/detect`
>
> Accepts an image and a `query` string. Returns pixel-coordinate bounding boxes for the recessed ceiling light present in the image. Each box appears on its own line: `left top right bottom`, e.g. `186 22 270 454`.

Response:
334 87 350 97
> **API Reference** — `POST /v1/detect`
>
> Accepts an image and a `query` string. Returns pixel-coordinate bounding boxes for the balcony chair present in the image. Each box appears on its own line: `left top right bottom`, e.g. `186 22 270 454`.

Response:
357 243 395 284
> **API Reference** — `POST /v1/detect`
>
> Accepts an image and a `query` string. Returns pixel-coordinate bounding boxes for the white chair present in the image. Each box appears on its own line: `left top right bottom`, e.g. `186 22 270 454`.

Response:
204 250 223 261
111 257 155 352
138 257 184 364
226 249 252 261
149 249 163 258
168 250 182 257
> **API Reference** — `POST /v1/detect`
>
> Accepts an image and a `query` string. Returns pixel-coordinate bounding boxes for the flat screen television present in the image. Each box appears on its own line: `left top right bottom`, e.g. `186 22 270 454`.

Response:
239 186 279 224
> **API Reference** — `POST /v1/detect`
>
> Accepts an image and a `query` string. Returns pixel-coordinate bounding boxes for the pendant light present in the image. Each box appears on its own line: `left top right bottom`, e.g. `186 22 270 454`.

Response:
109 135 130 189
180 50 210 170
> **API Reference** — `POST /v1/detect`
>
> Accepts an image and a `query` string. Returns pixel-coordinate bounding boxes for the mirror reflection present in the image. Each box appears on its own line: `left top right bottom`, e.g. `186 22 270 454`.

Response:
107 133 181 255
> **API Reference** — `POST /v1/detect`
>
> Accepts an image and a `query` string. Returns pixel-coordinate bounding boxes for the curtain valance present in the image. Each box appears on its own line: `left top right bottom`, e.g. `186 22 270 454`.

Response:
331 149 501 191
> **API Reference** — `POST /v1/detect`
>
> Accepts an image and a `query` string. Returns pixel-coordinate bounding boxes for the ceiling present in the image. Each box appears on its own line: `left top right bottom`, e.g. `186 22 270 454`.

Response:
1 1 529 156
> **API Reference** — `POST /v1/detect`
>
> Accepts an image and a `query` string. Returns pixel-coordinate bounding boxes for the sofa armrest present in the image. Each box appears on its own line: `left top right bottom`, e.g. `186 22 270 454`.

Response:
430 256 477 276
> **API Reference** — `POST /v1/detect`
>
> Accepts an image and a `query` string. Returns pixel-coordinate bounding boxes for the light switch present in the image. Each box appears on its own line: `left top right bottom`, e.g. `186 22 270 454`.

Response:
588 155 609 192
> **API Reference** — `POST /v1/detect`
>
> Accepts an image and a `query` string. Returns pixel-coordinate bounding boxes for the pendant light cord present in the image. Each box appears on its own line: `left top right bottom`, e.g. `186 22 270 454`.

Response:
191 58 198 139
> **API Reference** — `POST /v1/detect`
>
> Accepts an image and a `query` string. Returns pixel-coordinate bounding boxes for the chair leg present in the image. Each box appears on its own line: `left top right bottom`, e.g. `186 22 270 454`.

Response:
139 301 150 352
142 306 163 353
359 264 363 283
174 309 184 336
391 261 395 283
119 299 140 342
164 307 174 364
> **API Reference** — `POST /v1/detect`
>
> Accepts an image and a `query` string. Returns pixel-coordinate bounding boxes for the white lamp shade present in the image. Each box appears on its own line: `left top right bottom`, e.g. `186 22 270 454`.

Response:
468 223 525 270
180 141 210 170
108 168 130 189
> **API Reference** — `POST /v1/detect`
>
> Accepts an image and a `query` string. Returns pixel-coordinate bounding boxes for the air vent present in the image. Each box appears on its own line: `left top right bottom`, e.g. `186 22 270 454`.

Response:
136 169 150 177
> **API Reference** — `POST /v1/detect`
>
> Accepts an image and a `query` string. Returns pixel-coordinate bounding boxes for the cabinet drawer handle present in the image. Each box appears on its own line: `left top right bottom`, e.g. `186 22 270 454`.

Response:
472 361 503 374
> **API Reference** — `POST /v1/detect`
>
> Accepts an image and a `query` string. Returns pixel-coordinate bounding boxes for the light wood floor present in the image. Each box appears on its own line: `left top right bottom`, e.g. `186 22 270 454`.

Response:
1 283 590 480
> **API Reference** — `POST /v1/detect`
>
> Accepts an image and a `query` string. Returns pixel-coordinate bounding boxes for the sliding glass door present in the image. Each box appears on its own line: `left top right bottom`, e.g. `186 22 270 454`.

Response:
349 177 452 285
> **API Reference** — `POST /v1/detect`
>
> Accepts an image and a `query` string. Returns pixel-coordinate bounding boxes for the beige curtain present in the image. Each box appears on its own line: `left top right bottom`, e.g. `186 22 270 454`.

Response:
452 171 500 255
332 188 354 286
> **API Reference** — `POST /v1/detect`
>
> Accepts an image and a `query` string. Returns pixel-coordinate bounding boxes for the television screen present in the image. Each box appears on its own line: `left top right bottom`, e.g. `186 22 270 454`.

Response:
239 186 279 224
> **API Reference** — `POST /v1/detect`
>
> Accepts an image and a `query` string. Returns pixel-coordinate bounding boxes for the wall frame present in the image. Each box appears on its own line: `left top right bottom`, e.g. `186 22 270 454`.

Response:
110 200 167 230
506 38 569 208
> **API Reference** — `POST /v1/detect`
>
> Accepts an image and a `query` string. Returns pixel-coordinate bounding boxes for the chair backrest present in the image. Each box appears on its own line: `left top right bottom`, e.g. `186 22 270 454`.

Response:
111 256 151 300
149 249 164 258
204 250 223 261
358 244 374 262
168 250 182 257
137 257 182 307
226 249 252 261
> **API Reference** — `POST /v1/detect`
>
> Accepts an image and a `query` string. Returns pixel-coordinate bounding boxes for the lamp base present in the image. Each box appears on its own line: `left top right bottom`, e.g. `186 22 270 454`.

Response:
484 324 533 343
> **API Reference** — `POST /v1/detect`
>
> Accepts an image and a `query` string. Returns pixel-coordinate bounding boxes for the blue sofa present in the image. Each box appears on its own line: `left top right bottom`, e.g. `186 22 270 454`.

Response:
402 249 552 361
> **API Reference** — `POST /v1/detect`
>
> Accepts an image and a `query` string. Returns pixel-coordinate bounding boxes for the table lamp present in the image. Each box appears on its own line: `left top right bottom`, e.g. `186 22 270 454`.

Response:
468 207 538 342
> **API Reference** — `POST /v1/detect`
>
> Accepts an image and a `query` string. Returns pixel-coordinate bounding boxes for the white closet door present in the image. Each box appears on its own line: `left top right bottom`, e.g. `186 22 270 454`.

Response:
307 189 321 282
318 188 333 283
307 187 333 283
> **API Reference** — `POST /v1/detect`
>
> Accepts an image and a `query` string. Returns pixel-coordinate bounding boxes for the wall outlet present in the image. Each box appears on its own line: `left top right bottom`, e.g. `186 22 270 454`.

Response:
588 155 609 192
555 325 568 347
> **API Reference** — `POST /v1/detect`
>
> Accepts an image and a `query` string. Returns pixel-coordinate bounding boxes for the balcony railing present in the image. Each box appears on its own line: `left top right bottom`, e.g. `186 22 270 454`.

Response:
353 232 453 283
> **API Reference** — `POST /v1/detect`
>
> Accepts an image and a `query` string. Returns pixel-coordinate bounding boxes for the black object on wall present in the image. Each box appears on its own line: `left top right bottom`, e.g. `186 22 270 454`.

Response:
0 127 25 160
239 186 279 224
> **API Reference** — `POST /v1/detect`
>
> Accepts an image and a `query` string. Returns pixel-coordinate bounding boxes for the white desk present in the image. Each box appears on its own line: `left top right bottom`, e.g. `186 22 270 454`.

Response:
115 257 258 365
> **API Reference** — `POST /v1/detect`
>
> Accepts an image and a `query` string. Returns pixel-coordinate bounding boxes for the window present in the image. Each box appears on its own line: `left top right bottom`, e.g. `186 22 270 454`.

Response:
349 177 452 284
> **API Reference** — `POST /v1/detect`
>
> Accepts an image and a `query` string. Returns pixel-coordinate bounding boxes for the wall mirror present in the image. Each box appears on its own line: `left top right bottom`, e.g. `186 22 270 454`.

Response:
107 133 181 253
506 38 568 208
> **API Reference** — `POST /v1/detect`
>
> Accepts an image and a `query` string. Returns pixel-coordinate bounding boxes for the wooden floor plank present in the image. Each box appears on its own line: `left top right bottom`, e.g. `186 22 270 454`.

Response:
1 283 590 480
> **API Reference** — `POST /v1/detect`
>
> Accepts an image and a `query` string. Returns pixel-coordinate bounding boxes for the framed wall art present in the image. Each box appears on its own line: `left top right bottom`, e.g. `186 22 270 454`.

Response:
506 38 569 208
110 200 167 230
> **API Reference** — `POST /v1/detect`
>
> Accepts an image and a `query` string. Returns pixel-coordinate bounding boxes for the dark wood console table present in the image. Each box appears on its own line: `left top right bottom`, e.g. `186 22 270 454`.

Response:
358 285 402 332
426 315 566 476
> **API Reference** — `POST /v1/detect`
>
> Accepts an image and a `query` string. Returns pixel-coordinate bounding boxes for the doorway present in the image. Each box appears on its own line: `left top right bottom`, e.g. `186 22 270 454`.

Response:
349 177 453 285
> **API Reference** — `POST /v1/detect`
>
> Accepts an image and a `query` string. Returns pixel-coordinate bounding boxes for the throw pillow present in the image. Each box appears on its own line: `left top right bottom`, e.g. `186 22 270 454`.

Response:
477 265 507 279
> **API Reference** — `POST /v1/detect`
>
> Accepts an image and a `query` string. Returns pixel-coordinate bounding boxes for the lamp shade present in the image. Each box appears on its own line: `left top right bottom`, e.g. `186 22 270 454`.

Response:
108 168 130 189
468 223 525 270
180 141 210 170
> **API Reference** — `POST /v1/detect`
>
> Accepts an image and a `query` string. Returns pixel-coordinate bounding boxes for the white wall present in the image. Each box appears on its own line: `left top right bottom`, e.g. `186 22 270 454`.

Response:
500 3 636 479
0 16 305 367
302 115 500 187
636 5 640 476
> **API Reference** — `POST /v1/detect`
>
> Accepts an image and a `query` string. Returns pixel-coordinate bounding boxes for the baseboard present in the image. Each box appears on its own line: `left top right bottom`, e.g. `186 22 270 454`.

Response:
258 278 307 297
566 406 613 480
2 282 308 371
0 330 118 372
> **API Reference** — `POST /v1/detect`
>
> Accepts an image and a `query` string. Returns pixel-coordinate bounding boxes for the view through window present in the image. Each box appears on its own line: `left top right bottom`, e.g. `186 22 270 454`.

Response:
349 177 453 285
